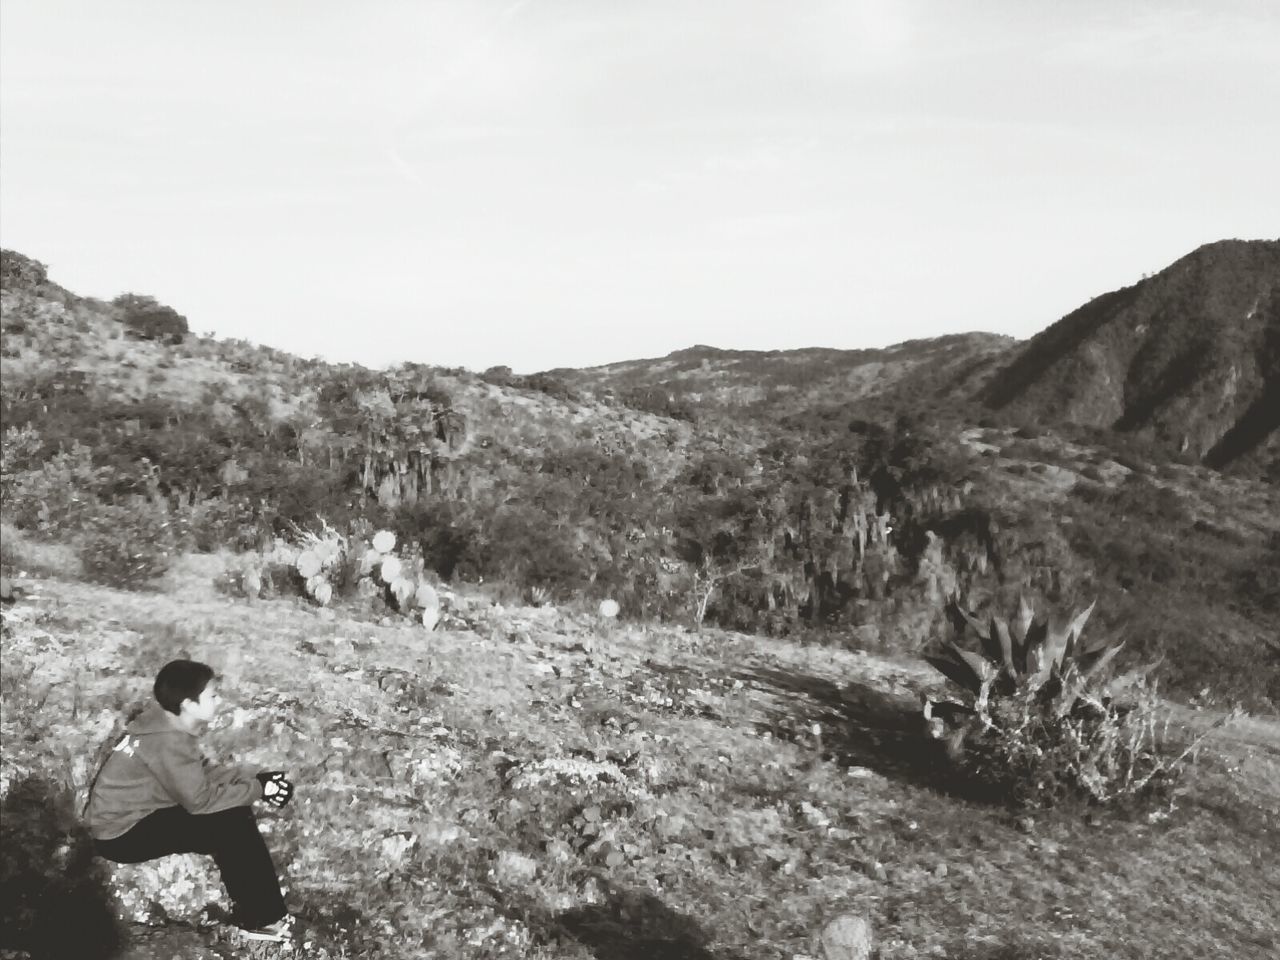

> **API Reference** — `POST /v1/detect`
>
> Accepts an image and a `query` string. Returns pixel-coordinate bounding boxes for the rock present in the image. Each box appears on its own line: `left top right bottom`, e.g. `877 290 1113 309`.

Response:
815 913 874 960
862 860 888 882
934 862 948 879
655 813 690 840
106 856 225 925
493 851 539 888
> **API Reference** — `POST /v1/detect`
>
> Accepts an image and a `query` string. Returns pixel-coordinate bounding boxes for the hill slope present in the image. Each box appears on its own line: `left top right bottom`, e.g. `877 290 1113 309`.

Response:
1 552 1277 959
982 239 1280 472
549 334 1016 424
3 247 1279 713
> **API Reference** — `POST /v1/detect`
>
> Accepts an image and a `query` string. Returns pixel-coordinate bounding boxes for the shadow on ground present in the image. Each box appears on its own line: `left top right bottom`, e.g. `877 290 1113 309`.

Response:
0 775 125 960
528 877 744 960
734 665 997 802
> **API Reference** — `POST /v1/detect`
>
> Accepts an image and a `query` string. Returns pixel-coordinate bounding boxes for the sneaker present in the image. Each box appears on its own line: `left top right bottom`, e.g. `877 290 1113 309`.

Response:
238 916 294 942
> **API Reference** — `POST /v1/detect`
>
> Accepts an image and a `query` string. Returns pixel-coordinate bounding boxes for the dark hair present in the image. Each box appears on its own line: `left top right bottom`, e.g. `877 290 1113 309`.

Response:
154 660 215 715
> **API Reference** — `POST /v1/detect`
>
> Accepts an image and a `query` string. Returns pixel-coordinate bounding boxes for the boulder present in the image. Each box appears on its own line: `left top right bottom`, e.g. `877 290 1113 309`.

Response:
815 913 874 960
106 855 226 925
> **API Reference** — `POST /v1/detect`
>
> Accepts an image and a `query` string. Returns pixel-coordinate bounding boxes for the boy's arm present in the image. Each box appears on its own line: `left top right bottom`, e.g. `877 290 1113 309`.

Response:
141 735 263 813
203 758 262 789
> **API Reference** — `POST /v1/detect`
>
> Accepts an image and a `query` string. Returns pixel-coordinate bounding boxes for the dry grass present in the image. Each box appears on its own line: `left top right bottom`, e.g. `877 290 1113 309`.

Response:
1 558 1277 959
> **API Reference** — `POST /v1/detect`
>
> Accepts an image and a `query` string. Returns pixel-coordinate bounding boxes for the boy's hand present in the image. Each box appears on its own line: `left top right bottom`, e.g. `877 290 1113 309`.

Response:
255 771 294 808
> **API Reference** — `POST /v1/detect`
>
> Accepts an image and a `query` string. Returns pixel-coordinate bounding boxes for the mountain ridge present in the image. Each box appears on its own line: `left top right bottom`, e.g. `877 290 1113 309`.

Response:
982 238 1279 470
550 239 1279 477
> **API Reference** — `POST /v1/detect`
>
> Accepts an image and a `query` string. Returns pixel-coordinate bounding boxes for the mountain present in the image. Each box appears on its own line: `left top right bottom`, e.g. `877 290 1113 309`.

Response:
981 239 1280 472
548 333 1017 425
553 240 1279 477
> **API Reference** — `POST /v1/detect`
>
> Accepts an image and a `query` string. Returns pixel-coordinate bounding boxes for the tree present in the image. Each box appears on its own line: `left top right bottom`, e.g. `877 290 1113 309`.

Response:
112 294 189 344
673 485 772 627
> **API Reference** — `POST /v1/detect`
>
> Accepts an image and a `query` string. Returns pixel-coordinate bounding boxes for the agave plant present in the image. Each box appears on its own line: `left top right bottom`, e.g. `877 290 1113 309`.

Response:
925 594 1124 719
922 595 1192 808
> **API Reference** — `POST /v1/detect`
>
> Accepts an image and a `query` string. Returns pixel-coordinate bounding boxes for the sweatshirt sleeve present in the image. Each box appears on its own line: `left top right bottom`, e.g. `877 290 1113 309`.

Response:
140 734 264 813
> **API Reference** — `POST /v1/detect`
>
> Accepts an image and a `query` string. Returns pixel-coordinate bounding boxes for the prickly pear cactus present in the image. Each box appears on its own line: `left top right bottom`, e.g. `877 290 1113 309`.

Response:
379 556 402 583
391 577 416 610
241 566 262 600
294 527 348 607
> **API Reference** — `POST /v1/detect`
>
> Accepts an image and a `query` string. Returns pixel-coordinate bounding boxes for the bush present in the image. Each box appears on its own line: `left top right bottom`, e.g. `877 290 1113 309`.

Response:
953 682 1203 808
923 596 1210 809
0 250 48 290
2 436 102 534
112 294 188 345
515 373 579 404
77 503 176 590
618 387 697 423
0 776 125 960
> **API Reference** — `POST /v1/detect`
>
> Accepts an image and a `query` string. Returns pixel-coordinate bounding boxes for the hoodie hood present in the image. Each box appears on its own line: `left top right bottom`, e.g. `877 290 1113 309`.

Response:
126 703 189 737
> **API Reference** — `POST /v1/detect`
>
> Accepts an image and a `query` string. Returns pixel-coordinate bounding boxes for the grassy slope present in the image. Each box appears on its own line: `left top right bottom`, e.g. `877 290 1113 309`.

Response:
2 545 1277 960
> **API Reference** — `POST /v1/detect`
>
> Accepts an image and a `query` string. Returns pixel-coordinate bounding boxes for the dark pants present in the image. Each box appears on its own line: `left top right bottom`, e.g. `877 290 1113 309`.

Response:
95 805 285 928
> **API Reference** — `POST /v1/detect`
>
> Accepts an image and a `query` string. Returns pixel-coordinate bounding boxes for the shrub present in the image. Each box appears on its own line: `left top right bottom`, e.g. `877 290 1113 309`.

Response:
0 533 23 574
0 776 125 959
76 503 176 590
922 596 1206 808
0 250 48 290
618 386 698 423
2 437 102 533
481 365 515 387
112 294 188 345
515 372 579 403
954 680 1209 809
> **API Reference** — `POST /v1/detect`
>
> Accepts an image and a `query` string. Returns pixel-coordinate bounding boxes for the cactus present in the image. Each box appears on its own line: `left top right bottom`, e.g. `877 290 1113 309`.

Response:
296 550 321 579
391 577 416 610
241 567 262 601
598 598 620 619
288 524 446 623
416 583 439 613
379 556 402 583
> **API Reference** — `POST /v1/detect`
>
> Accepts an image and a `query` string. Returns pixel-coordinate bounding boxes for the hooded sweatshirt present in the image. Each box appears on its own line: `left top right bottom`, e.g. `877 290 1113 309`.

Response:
86 703 263 840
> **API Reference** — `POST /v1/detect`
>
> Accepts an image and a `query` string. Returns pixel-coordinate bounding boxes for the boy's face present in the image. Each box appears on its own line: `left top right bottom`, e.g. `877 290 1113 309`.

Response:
182 682 222 726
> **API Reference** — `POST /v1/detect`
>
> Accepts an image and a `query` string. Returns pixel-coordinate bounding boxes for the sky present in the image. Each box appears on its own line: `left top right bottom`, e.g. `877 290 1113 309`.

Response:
2 0 1278 373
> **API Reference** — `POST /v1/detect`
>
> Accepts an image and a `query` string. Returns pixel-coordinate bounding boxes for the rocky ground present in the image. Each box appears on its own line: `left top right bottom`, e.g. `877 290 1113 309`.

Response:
2 558 1277 959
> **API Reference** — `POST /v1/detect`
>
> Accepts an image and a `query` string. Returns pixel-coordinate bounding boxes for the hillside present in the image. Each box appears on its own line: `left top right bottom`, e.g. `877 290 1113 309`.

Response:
553 240 1279 478
982 239 1280 474
2 542 1278 959
3 245 1280 716
548 334 1016 425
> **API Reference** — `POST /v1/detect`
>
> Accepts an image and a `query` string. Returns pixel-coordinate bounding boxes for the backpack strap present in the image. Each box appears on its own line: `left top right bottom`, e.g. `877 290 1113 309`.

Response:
79 703 147 821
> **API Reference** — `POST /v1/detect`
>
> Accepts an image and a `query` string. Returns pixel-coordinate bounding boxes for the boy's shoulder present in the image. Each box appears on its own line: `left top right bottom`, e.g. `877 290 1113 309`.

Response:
127 704 185 735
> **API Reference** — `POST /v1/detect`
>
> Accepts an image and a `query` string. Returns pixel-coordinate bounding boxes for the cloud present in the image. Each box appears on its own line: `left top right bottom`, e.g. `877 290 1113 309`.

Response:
798 0 915 74
1046 4 1280 68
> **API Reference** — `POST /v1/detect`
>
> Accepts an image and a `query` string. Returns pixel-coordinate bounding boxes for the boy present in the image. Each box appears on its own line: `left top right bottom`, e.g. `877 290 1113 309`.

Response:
86 659 296 942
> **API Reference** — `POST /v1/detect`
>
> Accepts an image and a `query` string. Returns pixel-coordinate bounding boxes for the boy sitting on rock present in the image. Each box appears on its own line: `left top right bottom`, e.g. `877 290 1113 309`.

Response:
86 659 296 942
